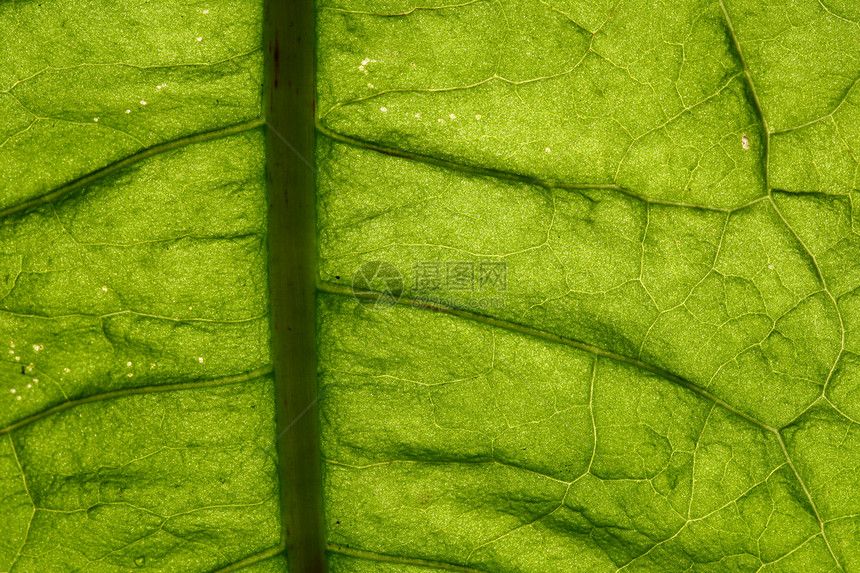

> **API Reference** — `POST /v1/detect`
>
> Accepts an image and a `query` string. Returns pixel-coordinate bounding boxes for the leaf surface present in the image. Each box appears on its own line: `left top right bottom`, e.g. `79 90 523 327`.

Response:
1 0 860 572
315 0 860 571
0 1 281 571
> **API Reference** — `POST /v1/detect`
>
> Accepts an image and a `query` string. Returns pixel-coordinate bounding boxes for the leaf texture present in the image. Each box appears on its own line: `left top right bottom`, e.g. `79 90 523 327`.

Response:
0 1 281 571
1 0 859 572
315 0 860 571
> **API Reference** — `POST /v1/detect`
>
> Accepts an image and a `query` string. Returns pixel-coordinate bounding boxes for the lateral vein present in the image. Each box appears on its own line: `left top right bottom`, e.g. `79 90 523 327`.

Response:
318 282 777 434
206 544 286 573
775 432 845 571
317 123 766 214
717 0 771 188
327 544 491 573
0 117 265 221
0 365 273 435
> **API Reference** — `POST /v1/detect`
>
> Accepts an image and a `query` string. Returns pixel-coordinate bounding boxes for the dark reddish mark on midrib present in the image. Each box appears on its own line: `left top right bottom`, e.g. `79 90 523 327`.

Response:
273 38 280 88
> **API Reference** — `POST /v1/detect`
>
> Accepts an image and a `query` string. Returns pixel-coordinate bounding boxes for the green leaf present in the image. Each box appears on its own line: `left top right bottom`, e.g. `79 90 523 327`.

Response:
0 0 281 571
314 0 860 570
2 0 860 572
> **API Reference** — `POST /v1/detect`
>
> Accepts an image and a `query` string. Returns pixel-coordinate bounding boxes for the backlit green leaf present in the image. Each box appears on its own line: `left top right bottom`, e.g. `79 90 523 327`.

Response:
1 0 859 571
